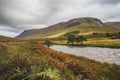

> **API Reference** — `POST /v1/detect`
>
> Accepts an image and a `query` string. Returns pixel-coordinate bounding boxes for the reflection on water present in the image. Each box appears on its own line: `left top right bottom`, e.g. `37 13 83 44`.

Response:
50 45 120 65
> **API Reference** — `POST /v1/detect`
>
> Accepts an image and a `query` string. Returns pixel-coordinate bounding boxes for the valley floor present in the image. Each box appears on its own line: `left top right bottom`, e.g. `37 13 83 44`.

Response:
0 42 120 80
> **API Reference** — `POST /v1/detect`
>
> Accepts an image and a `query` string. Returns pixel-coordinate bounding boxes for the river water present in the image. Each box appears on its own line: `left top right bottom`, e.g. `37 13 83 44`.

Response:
50 45 120 65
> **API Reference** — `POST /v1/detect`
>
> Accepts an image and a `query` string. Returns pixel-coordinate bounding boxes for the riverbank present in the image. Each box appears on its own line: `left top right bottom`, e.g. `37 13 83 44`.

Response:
37 43 120 80
50 38 120 48
53 43 120 48
0 42 120 80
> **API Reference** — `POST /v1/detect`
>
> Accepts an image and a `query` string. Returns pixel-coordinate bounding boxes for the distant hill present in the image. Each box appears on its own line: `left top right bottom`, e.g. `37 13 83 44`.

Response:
105 22 120 29
0 35 17 42
16 29 38 38
16 17 120 39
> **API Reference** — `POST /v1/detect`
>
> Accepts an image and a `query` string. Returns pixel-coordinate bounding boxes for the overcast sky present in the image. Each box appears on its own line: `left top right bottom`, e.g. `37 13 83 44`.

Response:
0 0 120 37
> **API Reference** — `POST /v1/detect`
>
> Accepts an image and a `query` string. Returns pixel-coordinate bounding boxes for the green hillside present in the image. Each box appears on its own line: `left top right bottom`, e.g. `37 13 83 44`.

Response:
16 17 120 39
0 35 18 42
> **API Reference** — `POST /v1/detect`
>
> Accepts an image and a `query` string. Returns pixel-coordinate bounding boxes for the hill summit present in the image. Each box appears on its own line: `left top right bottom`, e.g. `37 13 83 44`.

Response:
16 17 119 39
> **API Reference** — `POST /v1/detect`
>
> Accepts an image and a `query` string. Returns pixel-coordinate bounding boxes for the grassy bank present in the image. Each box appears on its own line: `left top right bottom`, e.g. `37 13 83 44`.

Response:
50 38 120 48
0 42 120 80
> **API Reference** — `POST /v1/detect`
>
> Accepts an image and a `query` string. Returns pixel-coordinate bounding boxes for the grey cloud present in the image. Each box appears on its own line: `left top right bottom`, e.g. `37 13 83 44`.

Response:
0 0 64 26
0 0 120 37
95 0 120 4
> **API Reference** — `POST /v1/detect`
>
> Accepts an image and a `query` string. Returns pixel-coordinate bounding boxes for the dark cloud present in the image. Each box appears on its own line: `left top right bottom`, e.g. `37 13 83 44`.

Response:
0 0 120 37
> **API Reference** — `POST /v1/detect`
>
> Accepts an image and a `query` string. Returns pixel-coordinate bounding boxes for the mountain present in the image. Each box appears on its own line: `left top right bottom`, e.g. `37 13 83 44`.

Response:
16 29 37 38
16 17 120 39
105 22 120 29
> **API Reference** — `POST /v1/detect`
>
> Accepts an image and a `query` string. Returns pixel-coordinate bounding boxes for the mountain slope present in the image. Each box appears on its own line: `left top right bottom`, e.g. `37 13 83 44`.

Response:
16 29 38 38
16 17 120 39
105 22 120 29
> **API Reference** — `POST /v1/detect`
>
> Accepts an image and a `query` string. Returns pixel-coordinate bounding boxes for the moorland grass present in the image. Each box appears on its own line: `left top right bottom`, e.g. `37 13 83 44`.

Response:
0 42 120 80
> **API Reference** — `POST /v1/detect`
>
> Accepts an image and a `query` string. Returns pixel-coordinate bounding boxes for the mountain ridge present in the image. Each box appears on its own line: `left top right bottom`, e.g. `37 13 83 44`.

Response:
105 22 120 29
16 17 120 39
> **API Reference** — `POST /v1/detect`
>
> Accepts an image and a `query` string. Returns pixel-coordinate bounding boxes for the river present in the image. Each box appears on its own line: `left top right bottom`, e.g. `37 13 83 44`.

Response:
50 45 120 65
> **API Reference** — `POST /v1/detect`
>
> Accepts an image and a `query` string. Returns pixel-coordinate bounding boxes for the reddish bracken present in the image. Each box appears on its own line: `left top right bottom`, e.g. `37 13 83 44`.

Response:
35 43 53 53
